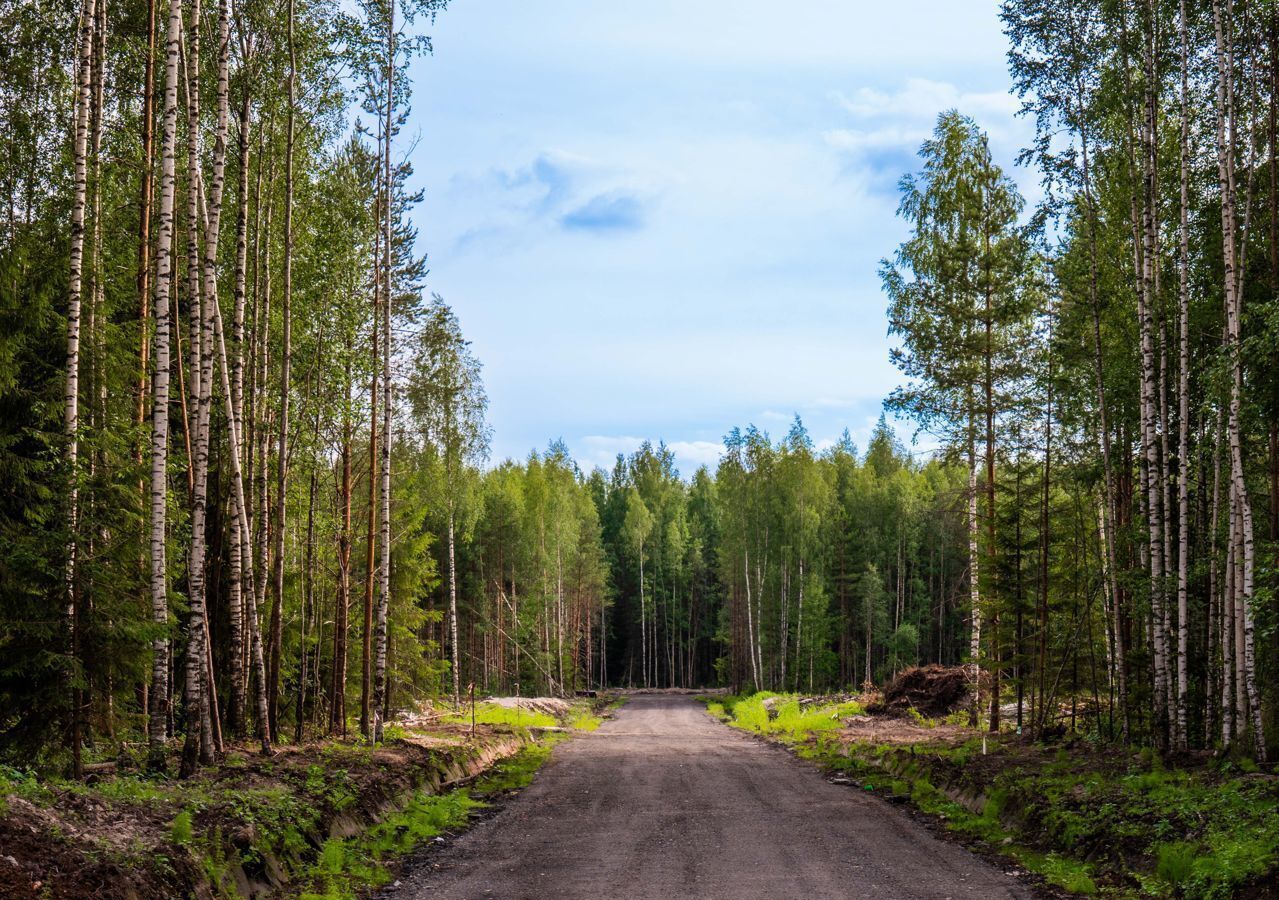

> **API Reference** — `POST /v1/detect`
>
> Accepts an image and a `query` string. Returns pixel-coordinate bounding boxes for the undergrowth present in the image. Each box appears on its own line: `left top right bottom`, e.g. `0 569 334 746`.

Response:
701 692 1279 898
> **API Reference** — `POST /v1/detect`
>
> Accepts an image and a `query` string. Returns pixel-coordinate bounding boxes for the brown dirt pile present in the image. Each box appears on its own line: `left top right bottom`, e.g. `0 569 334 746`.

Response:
880 665 972 718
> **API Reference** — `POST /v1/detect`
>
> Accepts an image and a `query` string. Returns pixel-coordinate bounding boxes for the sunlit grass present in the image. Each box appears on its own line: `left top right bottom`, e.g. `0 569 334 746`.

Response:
569 711 603 731
713 693 863 742
441 702 558 729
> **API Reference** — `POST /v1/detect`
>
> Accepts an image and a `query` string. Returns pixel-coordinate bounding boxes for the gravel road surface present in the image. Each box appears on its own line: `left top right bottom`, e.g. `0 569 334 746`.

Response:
391 693 1032 900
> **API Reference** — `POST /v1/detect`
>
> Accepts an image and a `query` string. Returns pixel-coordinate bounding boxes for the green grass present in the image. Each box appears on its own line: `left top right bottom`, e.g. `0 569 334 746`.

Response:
569 711 604 731
297 733 566 898
442 702 558 729
708 692 863 742
472 733 567 797
301 790 484 899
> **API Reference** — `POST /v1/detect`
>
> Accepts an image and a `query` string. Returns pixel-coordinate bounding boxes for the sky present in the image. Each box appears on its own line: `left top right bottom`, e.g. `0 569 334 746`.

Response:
404 0 1039 477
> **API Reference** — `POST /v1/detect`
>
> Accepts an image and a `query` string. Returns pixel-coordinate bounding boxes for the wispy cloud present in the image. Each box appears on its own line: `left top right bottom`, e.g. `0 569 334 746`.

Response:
561 191 646 232
441 151 649 250
822 78 1030 196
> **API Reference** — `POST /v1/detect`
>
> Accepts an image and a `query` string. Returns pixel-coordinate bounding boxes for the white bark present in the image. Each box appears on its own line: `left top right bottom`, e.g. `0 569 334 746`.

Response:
1174 0 1191 750
968 449 982 722
149 0 183 757
743 549 759 691
372 1 395 739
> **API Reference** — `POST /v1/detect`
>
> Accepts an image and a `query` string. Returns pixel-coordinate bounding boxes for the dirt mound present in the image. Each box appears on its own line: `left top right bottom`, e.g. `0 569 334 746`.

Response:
881 665 971 718
485 697 570 719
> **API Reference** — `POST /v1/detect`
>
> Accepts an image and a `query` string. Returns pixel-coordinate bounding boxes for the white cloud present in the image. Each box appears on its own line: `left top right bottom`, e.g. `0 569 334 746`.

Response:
829 79 1019 123
665 440 724 471
576 435 723 477
822 78 1039 203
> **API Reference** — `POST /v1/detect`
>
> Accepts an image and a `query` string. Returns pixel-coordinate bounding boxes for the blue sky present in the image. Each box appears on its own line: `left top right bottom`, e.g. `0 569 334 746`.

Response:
404 1 1038 476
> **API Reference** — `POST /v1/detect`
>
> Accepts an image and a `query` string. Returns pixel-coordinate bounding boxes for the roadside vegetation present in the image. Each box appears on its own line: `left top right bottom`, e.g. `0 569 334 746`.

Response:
0 697 608 899
704 690 1279 899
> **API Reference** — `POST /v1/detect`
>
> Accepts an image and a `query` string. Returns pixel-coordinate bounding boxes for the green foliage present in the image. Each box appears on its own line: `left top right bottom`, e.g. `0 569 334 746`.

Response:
472 736 565 797
304 790 483 898
1155 841 1197 888
170 811 194 846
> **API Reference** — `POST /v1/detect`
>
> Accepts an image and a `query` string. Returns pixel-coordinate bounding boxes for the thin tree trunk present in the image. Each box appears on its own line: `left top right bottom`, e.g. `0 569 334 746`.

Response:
136 0 157 437
1138 0 1169 744
226 64 251 738
372 2 395 740
148 0 183 767
449 499 460 706
297 466 317 744
361 188 380 739
1175 0 1192 750
268 0 298 738
968 442 982 727
66 0 98 780
332 365 352 735
1213 0 1268 760
743 549 759 690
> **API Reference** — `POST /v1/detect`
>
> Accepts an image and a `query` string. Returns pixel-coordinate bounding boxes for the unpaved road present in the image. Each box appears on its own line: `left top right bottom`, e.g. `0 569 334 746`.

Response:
391 694 1032 899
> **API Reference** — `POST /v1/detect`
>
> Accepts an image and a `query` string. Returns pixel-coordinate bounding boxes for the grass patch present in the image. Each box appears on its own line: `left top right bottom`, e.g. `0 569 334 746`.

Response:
709 692 863 743
569 711 604 731
442 702 558 729
472 733 566 797
301 790 484 898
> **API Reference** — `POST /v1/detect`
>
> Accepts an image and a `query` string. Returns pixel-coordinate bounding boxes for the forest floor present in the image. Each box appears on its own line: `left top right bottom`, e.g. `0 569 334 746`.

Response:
705 690 1279 899
0 697 611 899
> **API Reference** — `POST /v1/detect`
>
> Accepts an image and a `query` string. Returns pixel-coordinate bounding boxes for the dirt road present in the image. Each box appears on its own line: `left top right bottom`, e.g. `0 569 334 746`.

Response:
391 694 1032 899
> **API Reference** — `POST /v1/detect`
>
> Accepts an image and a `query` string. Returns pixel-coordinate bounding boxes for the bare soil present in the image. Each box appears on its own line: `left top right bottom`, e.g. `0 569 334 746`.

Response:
0 725 525 899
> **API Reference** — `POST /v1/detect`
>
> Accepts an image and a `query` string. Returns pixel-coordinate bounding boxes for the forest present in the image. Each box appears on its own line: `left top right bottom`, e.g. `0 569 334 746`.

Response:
2 0 1278 797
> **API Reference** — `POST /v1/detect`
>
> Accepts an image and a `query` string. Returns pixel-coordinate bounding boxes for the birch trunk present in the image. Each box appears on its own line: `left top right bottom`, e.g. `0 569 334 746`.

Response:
136 0 157 436
449 498 460 706
178 0 208 777
968 445 982 727
227 70 251 737
743 549 759 690
1174 0 1191 750
639 545 647 688
372 2 395 739
1213 0 1267 759
66 0 97 778
1138 0 1169 742
268 0 298 737
148 0 183 764
331 367 352 735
